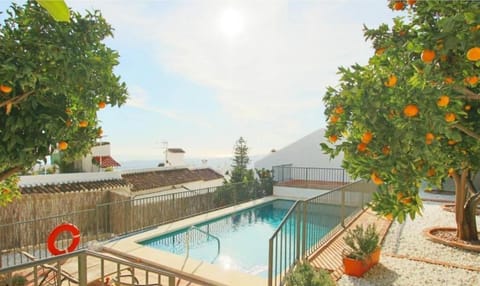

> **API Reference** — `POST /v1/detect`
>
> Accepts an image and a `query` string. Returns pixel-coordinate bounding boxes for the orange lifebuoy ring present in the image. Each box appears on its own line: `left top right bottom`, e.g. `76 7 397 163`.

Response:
47 223 80 256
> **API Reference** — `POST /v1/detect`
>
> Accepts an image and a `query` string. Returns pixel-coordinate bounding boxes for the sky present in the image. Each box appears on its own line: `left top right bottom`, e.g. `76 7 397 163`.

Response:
3 0 400 163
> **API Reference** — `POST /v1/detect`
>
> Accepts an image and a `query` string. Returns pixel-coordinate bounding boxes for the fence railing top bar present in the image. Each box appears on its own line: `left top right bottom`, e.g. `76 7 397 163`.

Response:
272 166 346 171
305 179 364 203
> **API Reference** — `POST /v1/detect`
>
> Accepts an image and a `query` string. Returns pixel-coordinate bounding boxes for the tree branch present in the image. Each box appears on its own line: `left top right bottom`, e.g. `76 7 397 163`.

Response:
465 192 480 210
452 124 480 141
454 86 480 100
0 91 35 108
466 175 479 196
0 166 23 181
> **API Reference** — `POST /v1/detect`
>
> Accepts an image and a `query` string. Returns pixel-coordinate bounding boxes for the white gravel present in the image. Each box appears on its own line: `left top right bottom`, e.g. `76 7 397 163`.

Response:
337 192 480 286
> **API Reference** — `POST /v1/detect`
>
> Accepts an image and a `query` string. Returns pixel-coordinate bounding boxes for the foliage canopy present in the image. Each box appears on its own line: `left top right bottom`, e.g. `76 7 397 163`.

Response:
0 1 128 205
322 0 479 240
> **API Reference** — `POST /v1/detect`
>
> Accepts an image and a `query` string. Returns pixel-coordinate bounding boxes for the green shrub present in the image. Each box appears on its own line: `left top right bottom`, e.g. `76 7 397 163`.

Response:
343 223 379 260
285 262 335 286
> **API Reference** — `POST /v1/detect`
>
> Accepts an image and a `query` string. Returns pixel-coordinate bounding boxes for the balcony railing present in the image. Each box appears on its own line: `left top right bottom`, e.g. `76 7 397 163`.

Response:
0 249 218 286
272 166 351 188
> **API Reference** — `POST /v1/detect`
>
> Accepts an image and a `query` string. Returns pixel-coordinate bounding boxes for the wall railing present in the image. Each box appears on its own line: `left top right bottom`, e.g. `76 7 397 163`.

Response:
272 166 351 186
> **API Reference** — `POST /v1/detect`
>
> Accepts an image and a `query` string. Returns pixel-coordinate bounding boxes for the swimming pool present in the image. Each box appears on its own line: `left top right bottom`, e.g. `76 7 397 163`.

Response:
139 199 350 277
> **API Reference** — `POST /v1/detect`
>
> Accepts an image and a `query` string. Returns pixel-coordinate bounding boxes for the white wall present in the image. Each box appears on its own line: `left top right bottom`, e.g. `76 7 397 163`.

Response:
167 151 185 167
254 128 344 171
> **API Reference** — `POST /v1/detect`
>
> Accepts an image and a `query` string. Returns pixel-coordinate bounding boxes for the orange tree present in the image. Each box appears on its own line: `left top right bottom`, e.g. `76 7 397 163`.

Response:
0 1 128 205
322 0 479 242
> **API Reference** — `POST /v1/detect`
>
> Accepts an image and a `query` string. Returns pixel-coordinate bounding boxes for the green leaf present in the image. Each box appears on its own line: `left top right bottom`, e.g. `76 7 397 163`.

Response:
36 0 70 22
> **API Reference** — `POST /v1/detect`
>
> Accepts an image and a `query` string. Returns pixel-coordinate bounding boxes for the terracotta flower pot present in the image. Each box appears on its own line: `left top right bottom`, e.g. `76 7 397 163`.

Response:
342 256 370 277
370 247 381 266
343 248 381 277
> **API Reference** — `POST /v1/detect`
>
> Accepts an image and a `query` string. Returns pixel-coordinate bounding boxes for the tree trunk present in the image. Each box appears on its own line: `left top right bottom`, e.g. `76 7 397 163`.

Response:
453 170 479 242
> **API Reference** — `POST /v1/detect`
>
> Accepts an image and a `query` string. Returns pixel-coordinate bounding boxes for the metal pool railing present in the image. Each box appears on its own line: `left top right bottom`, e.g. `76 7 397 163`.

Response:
0 249 218 286
186 226 221 263
267 180 377 286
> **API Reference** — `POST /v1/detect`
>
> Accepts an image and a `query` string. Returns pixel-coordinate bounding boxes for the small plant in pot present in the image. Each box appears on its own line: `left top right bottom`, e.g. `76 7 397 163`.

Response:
343 223 380 277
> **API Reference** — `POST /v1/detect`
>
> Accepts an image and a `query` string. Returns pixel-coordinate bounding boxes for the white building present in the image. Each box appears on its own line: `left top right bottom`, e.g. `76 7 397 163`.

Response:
74 142 121 172
165 148 186 167
254 128 344 171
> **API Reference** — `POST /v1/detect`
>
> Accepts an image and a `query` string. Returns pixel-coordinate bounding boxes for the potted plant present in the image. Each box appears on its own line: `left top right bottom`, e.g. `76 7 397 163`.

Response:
342 223 380 277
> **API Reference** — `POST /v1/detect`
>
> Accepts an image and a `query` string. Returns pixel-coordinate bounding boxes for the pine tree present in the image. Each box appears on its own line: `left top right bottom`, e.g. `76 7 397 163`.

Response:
230 137 251 183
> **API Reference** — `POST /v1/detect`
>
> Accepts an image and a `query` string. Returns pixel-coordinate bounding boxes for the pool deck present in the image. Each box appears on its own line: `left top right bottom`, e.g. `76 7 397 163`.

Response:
309 208 393 280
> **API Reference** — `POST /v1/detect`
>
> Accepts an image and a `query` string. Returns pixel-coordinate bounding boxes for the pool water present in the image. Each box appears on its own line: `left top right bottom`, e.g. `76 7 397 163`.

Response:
140 199 349 277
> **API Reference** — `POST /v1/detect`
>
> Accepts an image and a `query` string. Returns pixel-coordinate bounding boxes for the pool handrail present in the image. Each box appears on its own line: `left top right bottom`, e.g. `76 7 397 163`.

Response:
185 225 221 263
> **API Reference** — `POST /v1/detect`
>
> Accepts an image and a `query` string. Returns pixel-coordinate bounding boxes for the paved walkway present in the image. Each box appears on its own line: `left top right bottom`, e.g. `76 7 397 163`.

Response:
308 209 393 280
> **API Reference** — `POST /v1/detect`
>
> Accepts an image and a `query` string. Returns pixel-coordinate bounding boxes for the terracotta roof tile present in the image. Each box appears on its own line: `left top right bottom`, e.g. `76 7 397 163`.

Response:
20 179 130 194
122 168 223 192
93 156 121 168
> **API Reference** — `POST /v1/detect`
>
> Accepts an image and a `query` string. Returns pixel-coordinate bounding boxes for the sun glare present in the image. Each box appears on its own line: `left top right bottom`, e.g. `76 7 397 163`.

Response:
218 8 244 39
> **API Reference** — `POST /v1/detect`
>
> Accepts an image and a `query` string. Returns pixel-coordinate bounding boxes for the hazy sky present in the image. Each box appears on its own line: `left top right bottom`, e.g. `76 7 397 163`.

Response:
3 1 400 161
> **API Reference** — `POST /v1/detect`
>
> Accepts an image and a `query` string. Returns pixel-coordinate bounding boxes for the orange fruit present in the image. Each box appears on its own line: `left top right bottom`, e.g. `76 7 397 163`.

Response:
445 112 456 122
403 104 419 117
425 133 434 144
330 115 339 123
465 104 472 111
385 75 398 87
375 48 386 56
421 49 436 63
427 168 436 177
444 77 454 84
407 0 416 5
448 168 455 177
58 141 68 150
335 106 344 114
79 120 88 128
371 172 383 185
328 135 338 143
357 142 367 152
401 197 412 204
361 132 373 144
393 1 405 10
66 119 72 127
382 145 391 155
448 139 457 145
466 47 480 61
98 101 106 109
437 95 450 107
0 85 12 94
465 75 478 85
